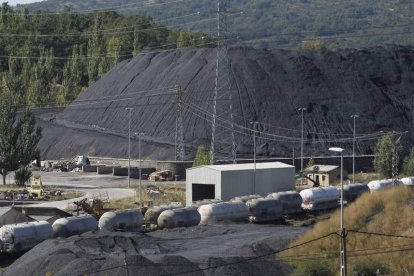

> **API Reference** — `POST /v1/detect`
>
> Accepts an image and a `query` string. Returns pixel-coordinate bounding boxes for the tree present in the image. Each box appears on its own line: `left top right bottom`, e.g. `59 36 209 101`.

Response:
373 134 401 178
403 147 414 176
193 145 210 167
0 90 42 184
306 157 315 168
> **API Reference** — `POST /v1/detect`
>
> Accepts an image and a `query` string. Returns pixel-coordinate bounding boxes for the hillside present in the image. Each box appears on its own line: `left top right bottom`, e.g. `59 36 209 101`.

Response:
19 0 414 49
0 4 211 108
280 186 414 275
37 45 414 160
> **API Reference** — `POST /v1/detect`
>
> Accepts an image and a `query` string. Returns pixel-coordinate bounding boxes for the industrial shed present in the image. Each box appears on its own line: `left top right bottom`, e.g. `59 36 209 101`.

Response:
186 162 295 206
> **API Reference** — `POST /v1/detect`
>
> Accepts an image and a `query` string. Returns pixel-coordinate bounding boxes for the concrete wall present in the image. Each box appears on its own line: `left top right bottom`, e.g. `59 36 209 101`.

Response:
97 166 117 174
186 167 221 206
82 165 99 173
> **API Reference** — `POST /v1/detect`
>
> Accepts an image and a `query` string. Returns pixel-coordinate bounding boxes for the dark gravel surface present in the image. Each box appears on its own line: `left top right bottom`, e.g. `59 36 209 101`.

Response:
4 223 309 276
37 45 414 160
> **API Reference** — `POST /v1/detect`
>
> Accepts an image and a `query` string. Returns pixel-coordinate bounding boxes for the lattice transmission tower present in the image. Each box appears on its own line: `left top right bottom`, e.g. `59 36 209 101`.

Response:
175 84 185 161
210 0 237 165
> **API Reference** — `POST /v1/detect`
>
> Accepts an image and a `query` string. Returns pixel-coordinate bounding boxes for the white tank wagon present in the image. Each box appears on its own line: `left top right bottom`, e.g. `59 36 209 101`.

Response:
367 179 394 193
342 183 369 202
98 209 144 231
230 195 262 203
401 177 414 186
266 191 302 214
300 187 340 211
157 208 201 229
52 215 98 238
144 205 183 224
198 202 249 225
0 221 52 253
190 199 223 208
246 198 283 223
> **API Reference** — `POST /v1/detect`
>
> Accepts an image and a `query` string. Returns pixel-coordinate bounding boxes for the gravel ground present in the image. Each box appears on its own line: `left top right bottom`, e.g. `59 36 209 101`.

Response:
4 223 309 276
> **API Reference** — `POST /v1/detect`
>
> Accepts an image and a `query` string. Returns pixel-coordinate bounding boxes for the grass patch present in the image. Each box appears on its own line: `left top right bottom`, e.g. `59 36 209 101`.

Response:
110 183 186 210
279 186 414 275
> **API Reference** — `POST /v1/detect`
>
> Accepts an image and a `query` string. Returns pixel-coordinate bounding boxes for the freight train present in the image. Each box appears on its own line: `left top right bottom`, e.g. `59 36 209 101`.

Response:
1 179 412 254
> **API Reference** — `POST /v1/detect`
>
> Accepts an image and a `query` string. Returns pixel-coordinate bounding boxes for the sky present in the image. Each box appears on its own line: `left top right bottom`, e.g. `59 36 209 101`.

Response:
4 0 43 6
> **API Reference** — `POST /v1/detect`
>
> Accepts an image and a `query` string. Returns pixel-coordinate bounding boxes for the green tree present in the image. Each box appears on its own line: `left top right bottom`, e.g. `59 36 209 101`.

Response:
373 134 401 178
87 16 104 86
0 90 42 184
403 147 414 176
61 45 83 103
193 145 210 167
306 157 315 168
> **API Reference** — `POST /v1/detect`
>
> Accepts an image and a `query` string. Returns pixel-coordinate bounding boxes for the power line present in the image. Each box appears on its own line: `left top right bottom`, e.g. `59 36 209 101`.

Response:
348 229 414 239
11 0 191 16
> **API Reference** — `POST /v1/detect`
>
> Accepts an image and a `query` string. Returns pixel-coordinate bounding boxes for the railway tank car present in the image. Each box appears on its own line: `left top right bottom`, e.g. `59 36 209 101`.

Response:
401 177 414 186
246 198 283 223
144 204 183 225
0 221 52 253
367 179 394 193
266 191 302 214
52 215 98 238
157 208 201 229
98 209 144 231
300 187 340 210
342 183 369 202
198 202 249 224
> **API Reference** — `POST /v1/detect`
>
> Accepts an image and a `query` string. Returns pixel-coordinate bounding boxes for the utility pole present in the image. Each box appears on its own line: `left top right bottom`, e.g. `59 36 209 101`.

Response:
329 147 347 276
299 107 307 185
251 121 258 194
137 132 145 204
175 85 185 161
125 107 133 189
392 132 406 185
351 115 359 184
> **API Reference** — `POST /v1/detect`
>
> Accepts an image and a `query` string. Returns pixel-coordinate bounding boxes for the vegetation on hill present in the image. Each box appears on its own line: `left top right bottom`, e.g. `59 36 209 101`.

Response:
280 186 414 275
0 3 212 107
18 0 414 49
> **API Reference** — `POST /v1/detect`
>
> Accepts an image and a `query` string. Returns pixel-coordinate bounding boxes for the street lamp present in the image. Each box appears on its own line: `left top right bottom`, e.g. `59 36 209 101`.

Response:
135 132 145 205
351 115 359 184
299 108 307 185
250 121 258 195
329 147 346 276
126 108 133 189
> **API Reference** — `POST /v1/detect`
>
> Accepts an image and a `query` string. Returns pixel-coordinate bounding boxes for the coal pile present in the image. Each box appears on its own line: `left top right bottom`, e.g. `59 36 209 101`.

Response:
5 224 307 276
37 45 414 160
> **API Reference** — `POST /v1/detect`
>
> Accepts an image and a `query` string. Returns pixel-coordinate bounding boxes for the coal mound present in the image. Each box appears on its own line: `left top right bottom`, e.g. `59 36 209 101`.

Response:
37 45 414 160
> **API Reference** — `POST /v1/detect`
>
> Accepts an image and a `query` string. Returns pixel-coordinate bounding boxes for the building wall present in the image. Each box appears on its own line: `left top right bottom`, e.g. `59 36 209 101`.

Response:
186 167 221 206
221 170 253 200
187 166 295 205
257 167 295 194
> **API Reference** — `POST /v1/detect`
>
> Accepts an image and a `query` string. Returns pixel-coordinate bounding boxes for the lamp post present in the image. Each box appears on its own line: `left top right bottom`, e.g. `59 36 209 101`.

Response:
126 108 133 189
299 108 307 185
250 121 258 195
135 132 145 204
351 115 359 184
329 147 346 276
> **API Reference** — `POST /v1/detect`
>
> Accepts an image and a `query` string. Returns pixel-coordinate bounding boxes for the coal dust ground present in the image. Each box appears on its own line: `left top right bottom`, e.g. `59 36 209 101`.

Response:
36 45 414 161
4 223 309 276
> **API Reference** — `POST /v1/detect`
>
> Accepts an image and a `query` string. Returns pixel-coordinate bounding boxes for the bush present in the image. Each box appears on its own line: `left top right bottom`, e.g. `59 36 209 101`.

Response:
352 258 389 276
14 166 32 186
291 260 334 276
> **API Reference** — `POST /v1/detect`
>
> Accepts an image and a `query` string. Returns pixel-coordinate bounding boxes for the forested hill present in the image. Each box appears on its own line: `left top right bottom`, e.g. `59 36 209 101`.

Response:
18 0 414 49
0 3 212 108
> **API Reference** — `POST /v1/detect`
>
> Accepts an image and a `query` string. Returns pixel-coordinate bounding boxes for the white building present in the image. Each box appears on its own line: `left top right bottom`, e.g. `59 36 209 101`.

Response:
186 162 295 206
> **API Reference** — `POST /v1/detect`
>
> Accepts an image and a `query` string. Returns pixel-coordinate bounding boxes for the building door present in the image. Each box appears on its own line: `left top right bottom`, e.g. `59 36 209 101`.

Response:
192 184 215 201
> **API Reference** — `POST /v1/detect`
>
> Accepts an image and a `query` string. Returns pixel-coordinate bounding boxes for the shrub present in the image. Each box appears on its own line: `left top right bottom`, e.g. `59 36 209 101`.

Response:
14 165 32 186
